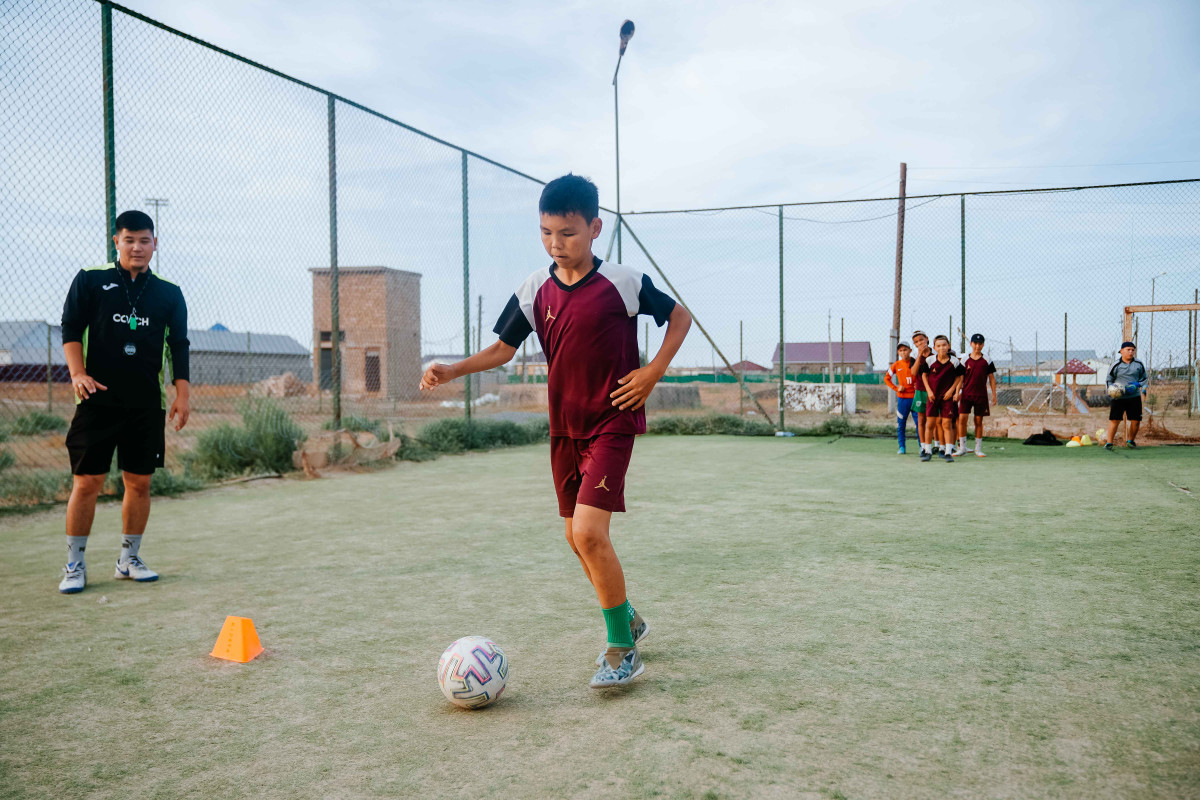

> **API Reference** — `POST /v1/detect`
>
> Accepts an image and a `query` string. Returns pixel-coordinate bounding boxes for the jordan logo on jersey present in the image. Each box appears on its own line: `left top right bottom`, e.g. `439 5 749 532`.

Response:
594 475 610 492
545 306 556 323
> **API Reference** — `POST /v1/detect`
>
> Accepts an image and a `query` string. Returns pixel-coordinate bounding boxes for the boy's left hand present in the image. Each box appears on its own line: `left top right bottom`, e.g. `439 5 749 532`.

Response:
611 366 663 411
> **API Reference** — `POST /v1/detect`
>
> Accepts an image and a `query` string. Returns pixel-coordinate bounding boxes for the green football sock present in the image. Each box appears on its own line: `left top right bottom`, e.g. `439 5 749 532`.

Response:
602 600 636 648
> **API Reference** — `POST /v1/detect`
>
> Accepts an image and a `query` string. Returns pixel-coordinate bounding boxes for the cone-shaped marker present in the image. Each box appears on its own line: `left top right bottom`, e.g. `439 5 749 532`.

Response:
210 616 264 663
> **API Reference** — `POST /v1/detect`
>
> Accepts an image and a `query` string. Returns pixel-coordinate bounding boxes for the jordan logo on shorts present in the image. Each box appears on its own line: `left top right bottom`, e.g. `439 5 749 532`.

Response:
545 306 556 322
594 475 610 492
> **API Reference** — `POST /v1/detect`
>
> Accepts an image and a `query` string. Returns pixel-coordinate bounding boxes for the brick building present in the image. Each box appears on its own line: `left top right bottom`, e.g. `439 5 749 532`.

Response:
310 266 421 400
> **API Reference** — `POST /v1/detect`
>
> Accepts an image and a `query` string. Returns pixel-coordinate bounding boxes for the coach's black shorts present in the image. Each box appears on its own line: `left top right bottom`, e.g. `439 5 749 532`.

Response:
1109 395 1142 422
65 404 165 475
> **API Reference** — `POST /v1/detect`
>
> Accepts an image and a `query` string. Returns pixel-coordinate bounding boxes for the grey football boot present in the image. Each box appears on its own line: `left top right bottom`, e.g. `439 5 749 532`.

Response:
589 646 645 688
596 613 650 666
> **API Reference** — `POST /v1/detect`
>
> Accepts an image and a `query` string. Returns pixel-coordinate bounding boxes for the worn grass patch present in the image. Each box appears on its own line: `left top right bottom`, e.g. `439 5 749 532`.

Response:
0 438 1197 799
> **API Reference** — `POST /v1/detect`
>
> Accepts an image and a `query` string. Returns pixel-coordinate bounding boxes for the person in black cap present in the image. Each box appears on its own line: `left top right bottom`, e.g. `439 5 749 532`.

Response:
1104 341 1147 451
57 209 190 594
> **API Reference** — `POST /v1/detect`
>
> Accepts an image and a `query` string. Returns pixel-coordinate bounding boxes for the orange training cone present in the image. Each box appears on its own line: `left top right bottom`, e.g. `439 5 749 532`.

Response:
210 616 264 663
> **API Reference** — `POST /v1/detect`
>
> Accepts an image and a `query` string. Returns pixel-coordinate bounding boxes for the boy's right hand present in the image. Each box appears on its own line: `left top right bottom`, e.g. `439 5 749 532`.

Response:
420 363 456 391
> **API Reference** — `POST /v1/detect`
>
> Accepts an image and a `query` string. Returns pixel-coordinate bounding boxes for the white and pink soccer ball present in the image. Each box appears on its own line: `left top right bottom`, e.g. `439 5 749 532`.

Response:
437 636 508 709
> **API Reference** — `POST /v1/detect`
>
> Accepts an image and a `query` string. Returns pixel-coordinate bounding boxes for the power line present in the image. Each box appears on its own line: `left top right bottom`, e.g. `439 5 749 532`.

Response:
911 160 1200 170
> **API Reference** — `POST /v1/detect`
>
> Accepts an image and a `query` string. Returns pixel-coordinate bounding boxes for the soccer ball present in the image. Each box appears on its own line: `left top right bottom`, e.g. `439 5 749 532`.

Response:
437 636 508 709
1107 383 1124 399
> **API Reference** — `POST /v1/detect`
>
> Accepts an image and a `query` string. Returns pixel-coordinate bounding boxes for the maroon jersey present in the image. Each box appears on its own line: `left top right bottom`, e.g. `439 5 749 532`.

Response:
960 354 996 399
494 256 676 438
923 354 964 399
911 346 932 391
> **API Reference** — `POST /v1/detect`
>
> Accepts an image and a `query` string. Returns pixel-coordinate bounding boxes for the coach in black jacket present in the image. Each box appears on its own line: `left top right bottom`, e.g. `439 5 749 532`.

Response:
57 210 190 594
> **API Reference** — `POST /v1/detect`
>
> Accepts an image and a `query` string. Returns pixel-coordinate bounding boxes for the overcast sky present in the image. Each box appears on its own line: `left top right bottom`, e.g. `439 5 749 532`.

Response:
124 0 1200 210
5 0 1199 371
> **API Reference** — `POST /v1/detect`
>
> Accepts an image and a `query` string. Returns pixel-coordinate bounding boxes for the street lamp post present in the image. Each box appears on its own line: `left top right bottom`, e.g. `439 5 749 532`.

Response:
610 20 634 264
145 197 169 272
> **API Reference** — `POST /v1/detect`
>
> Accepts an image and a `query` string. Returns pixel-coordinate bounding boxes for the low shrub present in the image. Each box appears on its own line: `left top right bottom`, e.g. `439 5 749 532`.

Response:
0 449 14 473
9 411 68 436
393 434 439 463
647 414 774 436
646 413 892 438
322 414 390 442
187 399 305 479
416 418 549 454
104 467 206 498
187 424 259 480
0 469 73 505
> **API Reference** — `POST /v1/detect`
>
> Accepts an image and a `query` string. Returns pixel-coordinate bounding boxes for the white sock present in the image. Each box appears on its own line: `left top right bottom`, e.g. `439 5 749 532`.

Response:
119 534 143 564
922 443 932 454
67 535 87 567
957 437 966 450
975 437 983 453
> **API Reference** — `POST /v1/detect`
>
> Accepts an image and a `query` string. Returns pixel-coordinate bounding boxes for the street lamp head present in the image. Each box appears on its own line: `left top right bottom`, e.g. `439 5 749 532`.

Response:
619 20 635 55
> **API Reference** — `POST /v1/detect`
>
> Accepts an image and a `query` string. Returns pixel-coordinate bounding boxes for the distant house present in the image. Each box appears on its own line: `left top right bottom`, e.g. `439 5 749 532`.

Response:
0 320 69 382
726 360 769 375
512 350 548 378
771 342 874 376
188 326 310 386
993 349 1099 378
0 320 309 386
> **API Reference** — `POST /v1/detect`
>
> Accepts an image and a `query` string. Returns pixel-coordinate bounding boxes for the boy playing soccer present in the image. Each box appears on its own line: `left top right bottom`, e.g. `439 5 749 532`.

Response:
910 330 934 453
920 335 963 463
420 175 692 687
884 341 918 454
954 333 998 457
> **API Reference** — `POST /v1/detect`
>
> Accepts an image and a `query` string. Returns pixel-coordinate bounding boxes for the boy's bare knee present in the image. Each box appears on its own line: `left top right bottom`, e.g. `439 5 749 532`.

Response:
572 524 609 556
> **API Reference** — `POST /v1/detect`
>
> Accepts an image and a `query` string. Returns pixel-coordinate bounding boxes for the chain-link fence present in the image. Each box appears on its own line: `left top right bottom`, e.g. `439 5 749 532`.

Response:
620 180 1200 434
3 1 1198 504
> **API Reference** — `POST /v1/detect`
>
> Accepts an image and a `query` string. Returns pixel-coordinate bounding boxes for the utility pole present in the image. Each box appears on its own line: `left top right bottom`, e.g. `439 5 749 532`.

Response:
889 163 906 416
144 197 169 273
840 317 845 416
827 310 833 384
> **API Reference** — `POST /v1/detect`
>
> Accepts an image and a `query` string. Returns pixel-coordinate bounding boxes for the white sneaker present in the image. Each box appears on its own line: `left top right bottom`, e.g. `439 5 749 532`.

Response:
59 562 87 594
115 555 159 582
952 445 967 457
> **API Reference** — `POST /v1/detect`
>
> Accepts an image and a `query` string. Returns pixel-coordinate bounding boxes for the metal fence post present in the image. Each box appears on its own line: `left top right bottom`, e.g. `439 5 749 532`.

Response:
778 205 785 430
960 194 966 353
1063 312 1068 414
47 322 53 413
101 2 117 262
462 151 471 422
328 95 341 427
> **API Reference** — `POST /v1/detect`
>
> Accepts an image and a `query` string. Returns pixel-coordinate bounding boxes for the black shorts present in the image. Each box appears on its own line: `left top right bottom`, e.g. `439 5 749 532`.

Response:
65 403 165 475
1109 395 1142 422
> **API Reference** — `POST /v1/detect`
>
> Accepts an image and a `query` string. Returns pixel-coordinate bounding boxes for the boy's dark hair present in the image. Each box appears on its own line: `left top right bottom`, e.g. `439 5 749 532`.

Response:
539 174 599 222
933 334 950 345
115 210 155 234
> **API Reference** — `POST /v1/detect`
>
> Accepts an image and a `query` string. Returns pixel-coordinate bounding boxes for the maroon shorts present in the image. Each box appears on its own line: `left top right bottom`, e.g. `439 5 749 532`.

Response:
959 396 990 417
550 434 634 517
927 394 959 420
